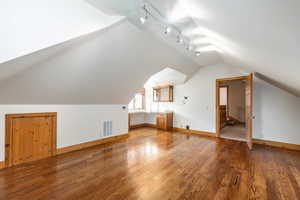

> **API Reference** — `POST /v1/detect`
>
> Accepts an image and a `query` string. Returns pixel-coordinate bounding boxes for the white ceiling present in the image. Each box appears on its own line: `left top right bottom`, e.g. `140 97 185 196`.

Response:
144 67 187 88
0 20 199 104
1 0 299 104
89 0 300 96
0 0 123 64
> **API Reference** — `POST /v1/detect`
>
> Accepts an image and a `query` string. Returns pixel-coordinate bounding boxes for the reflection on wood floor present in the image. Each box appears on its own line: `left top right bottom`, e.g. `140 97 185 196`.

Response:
0 127 299 200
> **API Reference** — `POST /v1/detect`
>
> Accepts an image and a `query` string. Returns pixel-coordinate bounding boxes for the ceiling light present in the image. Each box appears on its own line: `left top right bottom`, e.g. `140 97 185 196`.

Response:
186 45 192 51
140 15 148 24
177 35 183 44
195 52 201 56
164 26 171 34
140 5 148 24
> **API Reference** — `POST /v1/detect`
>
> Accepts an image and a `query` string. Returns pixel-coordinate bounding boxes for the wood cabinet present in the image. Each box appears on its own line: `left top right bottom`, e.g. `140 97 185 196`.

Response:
153 85 173 102
156 113 173 131
5 113 57 167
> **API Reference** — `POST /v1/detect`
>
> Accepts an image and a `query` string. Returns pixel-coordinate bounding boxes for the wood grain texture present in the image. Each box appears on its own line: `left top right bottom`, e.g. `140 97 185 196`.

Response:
0 161 4 169
246 73 253 150
253 138 300 151
0 127 299 200
129 123 157 130
5 112 57 167
153 85 173 102
216 75 249 82
129 123 147 130
173 127 216 137
56 133 129 155
156 113 173 131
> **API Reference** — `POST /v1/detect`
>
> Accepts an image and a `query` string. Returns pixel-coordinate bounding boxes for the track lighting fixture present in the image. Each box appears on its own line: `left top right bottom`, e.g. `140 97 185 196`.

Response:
140 15 148 24
140 3 201 57
186 45 192 51
140 5 148 24
164 26 171 34
177 35 183 44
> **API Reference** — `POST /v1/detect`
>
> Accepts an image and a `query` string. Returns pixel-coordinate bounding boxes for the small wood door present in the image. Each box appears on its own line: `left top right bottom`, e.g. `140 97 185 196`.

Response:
156 114 166 130
5 113 57 167
245 74 253 150
156 113 173 131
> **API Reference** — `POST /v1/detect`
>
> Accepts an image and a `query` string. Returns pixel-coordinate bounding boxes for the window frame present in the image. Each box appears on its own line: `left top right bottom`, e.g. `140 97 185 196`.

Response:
128 89 145 111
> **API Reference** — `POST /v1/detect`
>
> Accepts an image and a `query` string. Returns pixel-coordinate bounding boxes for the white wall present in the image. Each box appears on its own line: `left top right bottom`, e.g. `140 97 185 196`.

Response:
253 79 300 145
145 113 157 125
219 87 228 106
227 81 246 122
145 63 248 132
129 113 145 125
0 105 128 161
144 63 300 145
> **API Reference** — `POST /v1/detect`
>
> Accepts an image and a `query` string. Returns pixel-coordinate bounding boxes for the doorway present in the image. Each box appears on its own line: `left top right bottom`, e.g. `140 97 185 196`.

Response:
216 74 253 149
5 112 57 167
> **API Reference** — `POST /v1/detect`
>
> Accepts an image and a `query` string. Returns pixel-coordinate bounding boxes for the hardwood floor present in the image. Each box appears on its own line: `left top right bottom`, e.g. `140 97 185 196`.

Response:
0 127 299 200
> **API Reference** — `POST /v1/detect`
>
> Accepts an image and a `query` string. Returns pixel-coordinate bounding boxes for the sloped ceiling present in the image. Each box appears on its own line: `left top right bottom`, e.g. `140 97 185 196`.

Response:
1 0 299 104
144 67 187 88
0 20 199 104
89 0 300 97
0 0 123 64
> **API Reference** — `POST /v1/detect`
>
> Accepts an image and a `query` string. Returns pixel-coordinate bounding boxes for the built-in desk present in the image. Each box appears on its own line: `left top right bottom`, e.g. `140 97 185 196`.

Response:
129 111 173 131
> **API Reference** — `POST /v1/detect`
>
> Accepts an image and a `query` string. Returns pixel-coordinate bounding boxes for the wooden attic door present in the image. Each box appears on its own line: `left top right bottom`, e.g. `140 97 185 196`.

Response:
5 113 57 167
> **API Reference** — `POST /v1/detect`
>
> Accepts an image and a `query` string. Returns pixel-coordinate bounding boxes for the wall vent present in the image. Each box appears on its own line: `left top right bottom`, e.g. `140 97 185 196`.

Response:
103 120 113 137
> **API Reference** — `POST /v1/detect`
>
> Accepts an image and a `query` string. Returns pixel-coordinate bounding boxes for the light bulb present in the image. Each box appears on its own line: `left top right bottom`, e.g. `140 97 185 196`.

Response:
186 45 192 51
177 36 183 44
164 27 171 34
140 15 148 24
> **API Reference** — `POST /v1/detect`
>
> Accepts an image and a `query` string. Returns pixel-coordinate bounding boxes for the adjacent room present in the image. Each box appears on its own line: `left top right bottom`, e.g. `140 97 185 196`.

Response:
218 78 247 141
0 0 300 199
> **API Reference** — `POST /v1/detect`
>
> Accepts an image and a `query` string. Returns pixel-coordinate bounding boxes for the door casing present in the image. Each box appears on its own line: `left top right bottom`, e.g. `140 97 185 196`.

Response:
216 74 253 149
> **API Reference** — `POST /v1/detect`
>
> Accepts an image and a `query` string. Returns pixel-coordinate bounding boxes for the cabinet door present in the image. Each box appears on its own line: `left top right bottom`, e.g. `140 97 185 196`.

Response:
12 116 53 166
35 117 52 160
12 118 35 165
156 115 166 130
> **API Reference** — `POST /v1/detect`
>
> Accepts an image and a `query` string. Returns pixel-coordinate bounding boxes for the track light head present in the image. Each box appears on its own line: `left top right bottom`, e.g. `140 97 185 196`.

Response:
140 15 148 24
140 5 148 24
186 45 192 51
164 26 171 34
177 35 183 44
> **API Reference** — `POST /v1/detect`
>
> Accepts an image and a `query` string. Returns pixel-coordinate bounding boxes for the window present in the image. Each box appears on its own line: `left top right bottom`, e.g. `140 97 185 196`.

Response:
128 91 145 111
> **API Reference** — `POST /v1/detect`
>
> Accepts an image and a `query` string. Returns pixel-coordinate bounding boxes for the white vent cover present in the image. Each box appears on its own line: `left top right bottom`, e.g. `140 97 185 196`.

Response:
103 120 113 137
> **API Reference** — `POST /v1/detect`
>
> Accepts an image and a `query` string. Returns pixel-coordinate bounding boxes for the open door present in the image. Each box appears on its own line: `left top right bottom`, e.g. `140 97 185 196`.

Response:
245 73 253 150
216 81 221 137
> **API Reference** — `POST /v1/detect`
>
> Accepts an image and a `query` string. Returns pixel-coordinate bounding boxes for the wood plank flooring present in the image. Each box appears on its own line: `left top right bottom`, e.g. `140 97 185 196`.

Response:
0 127 299 200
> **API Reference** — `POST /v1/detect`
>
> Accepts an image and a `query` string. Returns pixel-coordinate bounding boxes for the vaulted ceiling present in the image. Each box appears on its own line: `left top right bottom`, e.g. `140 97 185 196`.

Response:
90 0 300 97
0 0 123 64
0 0 200 104
0 0 299 104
